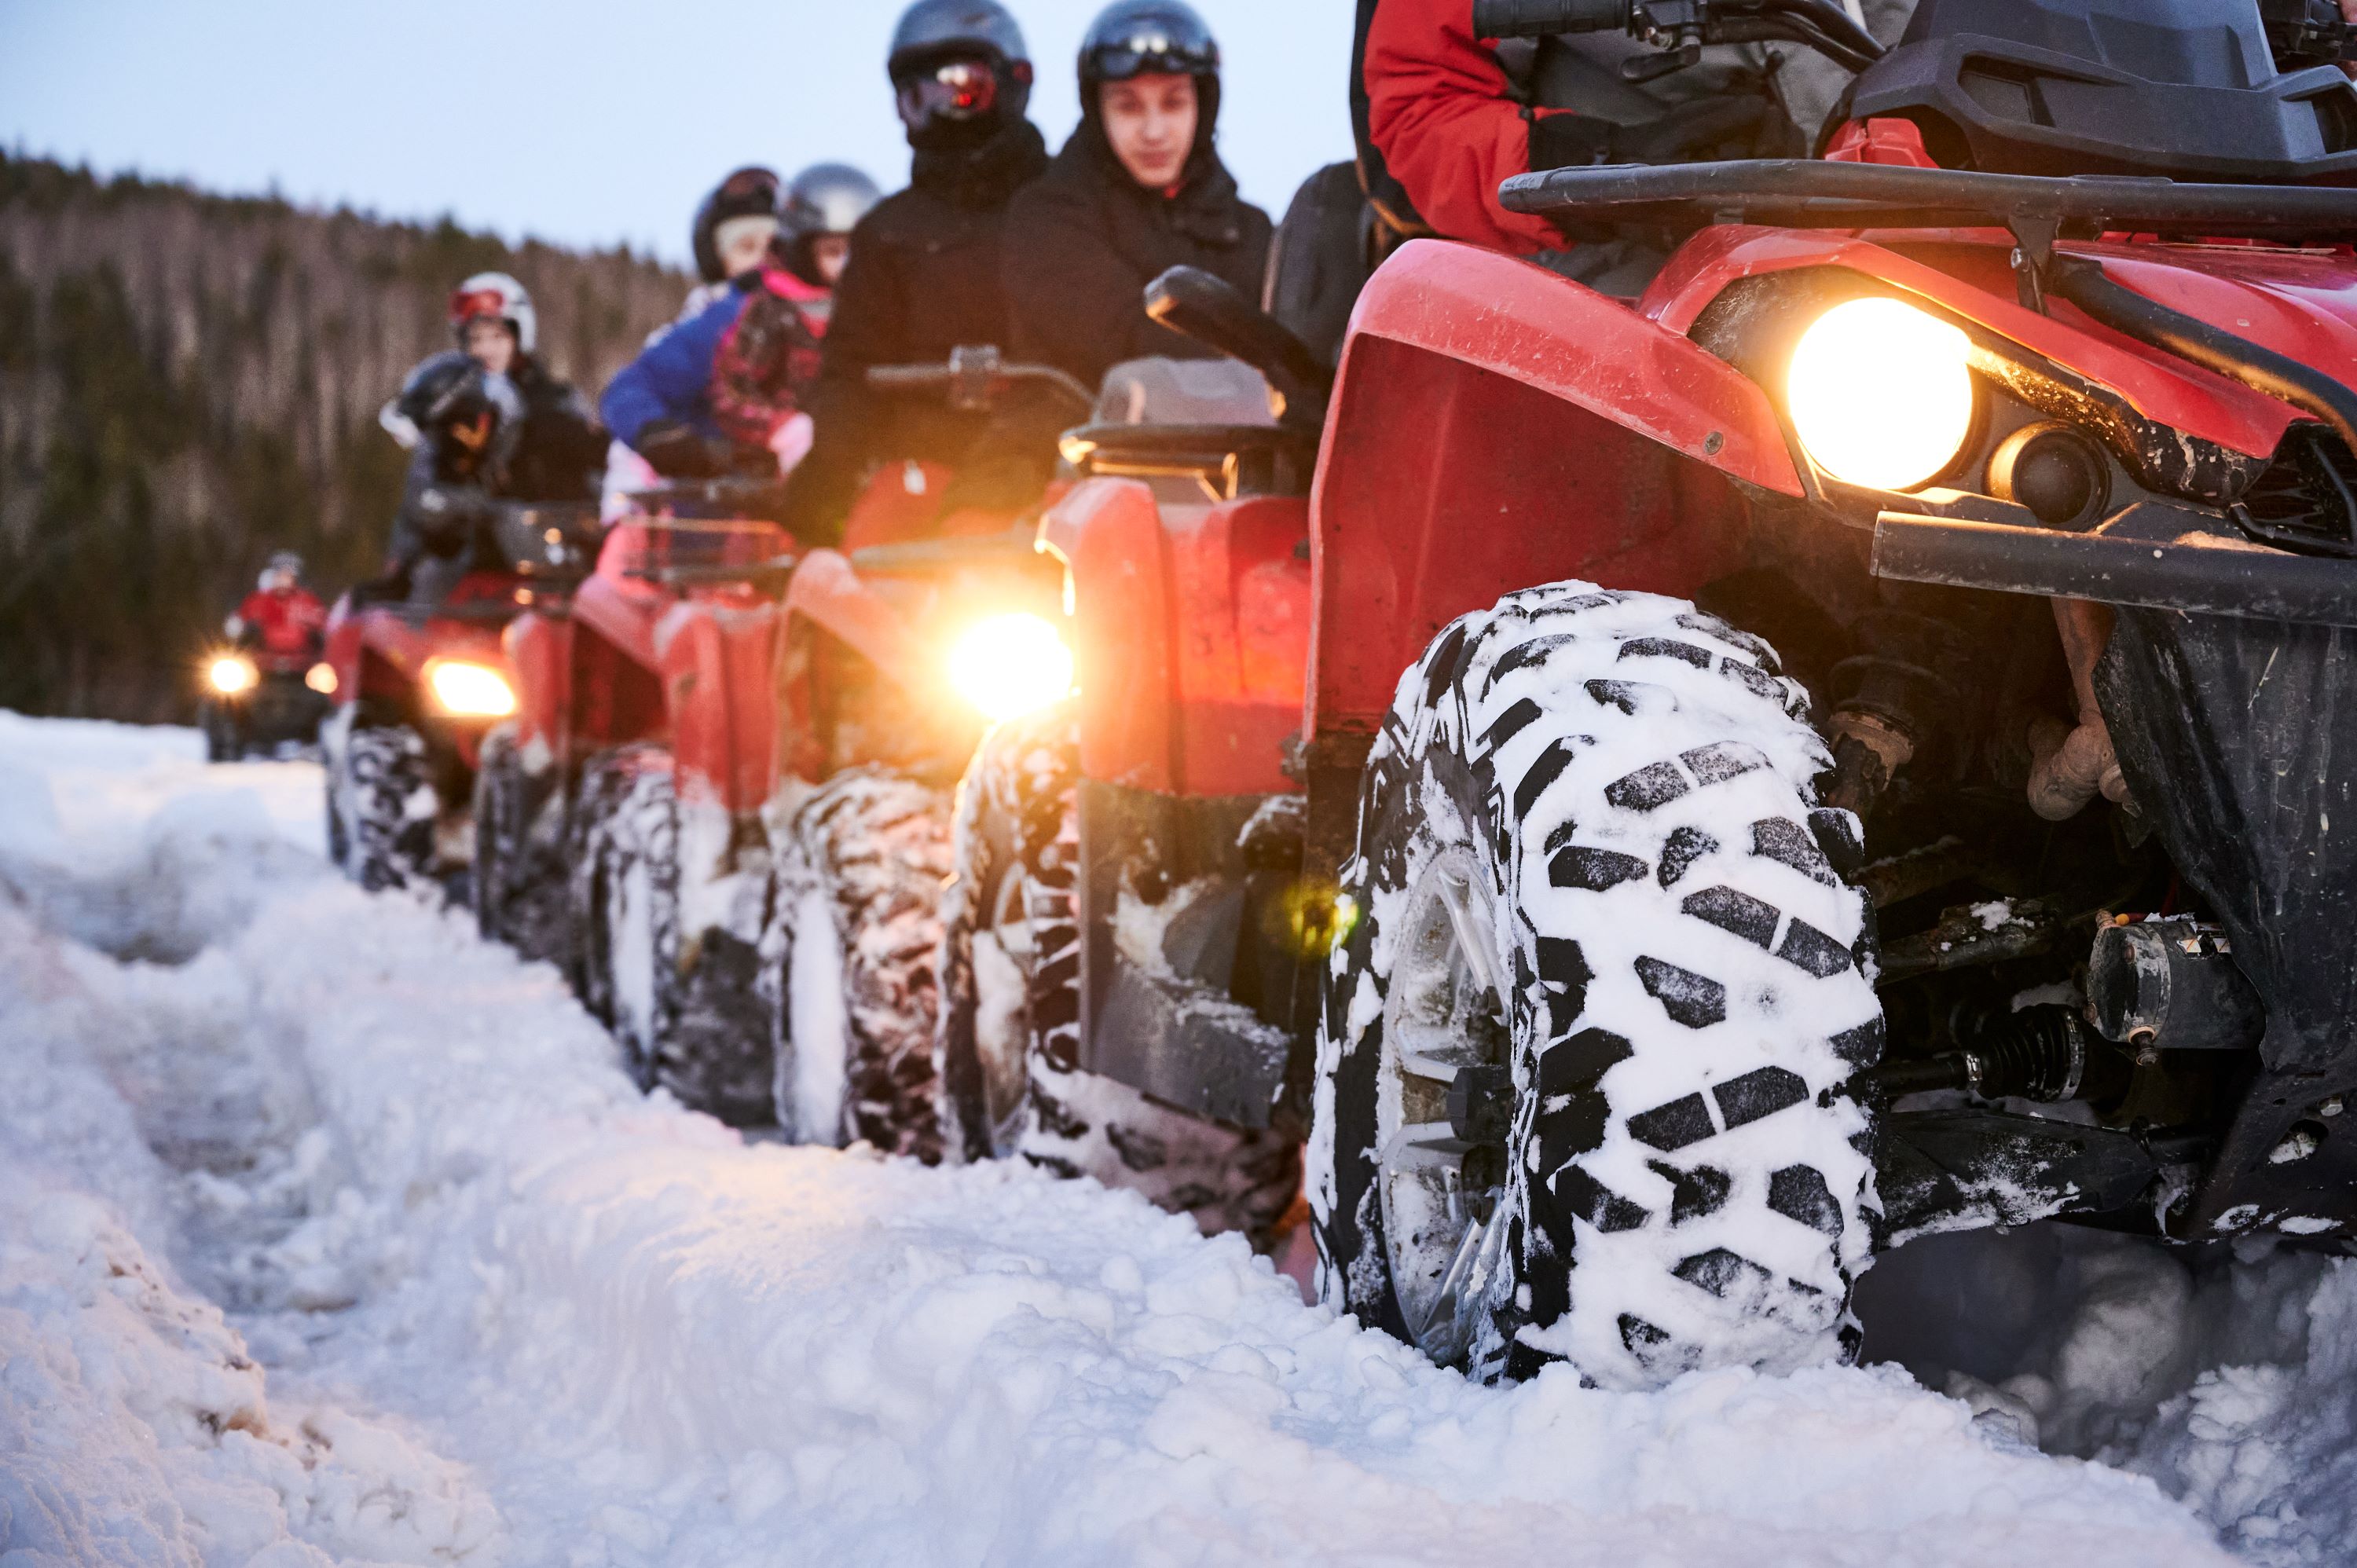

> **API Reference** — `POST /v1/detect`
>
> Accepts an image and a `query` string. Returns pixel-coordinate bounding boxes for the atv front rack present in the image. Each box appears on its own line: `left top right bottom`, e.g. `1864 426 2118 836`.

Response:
1500 159 2357 244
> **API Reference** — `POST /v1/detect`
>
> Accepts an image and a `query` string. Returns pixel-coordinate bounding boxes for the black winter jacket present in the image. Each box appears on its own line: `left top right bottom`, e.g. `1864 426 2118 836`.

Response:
1003 129 1272 397
786 119 1051 540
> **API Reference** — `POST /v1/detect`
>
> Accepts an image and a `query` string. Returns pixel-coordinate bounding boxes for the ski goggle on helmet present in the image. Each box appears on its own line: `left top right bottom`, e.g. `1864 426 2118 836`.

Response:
1083 1 1219 85
896 57 1002 123
447 272 537 354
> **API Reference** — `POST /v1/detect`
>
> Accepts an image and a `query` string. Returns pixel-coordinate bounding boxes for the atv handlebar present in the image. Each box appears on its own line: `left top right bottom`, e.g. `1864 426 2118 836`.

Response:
1471 0 1625 38
866 346 1095 416
1473 0 1883 75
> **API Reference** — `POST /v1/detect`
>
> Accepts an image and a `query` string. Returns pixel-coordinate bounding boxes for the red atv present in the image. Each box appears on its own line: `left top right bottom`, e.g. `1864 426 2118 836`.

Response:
321 503 600 892
483 354 1079 1135
942 0 2357 1386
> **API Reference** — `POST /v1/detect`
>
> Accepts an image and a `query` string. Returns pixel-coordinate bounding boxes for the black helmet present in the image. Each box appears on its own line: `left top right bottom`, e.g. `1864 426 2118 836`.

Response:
1080 1 1219 88
691 166 783 284
889 0 1028 77
395 352 520 477
888 0 1034 145
1078 1 1222 146
778 163 882 284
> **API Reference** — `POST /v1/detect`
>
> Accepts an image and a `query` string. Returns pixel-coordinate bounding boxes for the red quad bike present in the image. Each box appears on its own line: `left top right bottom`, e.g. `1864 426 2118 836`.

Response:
933 304 1336 1241
322 503 601 894
489 354 1077 1137
947 0 2357 1386
477 479 797 1122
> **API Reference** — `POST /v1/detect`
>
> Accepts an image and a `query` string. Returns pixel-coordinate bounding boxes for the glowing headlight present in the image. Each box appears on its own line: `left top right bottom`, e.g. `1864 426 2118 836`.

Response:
207 654 258 696
305 662 339 696
1787 297 1977 492
948 613 1074 723
423 658 516 719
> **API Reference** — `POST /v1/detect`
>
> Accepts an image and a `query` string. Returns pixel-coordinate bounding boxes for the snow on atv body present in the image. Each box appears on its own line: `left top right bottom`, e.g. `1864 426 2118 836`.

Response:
320 502 597 896
1011 0 2357 1388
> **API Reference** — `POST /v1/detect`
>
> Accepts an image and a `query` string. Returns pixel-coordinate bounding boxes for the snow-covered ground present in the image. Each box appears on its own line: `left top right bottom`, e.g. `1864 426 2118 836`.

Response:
0 711 2350 1566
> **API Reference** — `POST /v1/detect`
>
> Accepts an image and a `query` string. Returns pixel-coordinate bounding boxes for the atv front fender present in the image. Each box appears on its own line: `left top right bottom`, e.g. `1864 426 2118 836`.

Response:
1307 240 1794 743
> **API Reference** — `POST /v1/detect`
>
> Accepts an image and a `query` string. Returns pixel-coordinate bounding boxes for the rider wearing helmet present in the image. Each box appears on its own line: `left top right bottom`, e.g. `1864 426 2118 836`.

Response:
706 163 884 470
226 551 327 671
783 0 1052 540
691 165 786 314
372 350 525 602
1355 0 1909 287
1003 1 1270 395
445 272 606 500
601 163 882 482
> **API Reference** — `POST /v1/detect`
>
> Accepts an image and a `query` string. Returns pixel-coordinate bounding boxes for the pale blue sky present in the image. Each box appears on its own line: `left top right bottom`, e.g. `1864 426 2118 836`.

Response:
0 0 1357 266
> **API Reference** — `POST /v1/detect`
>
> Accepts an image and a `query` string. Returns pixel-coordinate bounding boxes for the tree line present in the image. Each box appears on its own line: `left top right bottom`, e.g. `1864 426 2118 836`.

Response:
0 152 688 721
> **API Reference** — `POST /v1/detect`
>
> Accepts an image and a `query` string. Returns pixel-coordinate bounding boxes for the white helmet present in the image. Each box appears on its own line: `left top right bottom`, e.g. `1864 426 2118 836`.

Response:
449 271 537 354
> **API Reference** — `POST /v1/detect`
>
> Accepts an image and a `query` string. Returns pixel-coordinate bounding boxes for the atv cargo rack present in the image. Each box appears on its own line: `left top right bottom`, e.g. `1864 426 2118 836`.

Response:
1500 159 2357 244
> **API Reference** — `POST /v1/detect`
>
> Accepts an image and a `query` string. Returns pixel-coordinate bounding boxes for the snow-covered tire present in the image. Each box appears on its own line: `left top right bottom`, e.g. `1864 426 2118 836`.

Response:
570 745 773 1123
570 746 676 1087
472 724 572 969
329 721 438 893
763 768 950 1159
937 705 1301 1241
200 700 241 763
1312 584 1884 1387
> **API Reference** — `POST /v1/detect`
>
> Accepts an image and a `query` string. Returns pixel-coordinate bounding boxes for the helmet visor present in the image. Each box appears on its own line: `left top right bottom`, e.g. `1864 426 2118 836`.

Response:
896 58 999 123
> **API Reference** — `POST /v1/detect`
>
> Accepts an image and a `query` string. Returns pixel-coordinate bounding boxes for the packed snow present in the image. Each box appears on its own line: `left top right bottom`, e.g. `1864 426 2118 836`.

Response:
1 712 2352 1566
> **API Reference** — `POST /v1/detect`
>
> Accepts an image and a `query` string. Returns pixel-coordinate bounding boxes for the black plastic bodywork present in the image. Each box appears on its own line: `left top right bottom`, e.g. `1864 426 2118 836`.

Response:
2099 606 2357 1235
1074 781 1318 1134
1851 0 2357 178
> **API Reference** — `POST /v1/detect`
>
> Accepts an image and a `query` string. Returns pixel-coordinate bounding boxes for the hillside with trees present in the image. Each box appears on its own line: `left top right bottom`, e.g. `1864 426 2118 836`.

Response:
0 152 691 721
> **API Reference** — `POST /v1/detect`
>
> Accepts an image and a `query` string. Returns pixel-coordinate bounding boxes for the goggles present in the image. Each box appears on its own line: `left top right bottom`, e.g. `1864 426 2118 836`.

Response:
896 58 999 123
449 288 511 328
1091 30 1218 82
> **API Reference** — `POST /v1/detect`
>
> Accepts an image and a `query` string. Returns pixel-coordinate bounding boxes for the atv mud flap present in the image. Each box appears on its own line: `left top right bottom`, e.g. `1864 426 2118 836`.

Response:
1076 782 1317 1134
2098 606 2357 1238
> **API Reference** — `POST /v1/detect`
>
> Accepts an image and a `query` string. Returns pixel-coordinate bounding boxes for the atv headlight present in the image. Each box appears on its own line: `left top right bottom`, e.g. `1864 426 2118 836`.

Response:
305 661 339 696
207 654 258 696
948 613 1074 724
1787 297 1976 492
423 658 516 719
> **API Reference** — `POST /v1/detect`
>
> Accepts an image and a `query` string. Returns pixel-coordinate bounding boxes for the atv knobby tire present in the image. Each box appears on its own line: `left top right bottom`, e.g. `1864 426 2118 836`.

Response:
938 705 1300 1241
328 716 438 893
570 745 773 1123
764 768 951 1159
1313 584 1883 1388
473 723 573 969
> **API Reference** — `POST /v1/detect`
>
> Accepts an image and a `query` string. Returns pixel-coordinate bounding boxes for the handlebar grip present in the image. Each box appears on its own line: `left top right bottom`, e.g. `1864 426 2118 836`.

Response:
866 365 954 388
1471 0 1628 39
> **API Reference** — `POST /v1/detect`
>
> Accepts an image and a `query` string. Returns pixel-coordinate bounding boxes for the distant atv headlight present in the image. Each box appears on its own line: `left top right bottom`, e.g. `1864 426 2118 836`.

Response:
305 661 339 696
1787 297 1976 491
423 658 516 719
949 613 1075 724
207 654 258 696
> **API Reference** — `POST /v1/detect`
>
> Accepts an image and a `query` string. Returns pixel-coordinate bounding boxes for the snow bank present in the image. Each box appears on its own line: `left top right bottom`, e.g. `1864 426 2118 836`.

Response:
0 717 2334 1565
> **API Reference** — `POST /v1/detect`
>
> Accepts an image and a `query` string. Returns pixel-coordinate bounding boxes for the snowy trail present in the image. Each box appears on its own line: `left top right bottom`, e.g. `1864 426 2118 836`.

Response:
0 715 2348 1566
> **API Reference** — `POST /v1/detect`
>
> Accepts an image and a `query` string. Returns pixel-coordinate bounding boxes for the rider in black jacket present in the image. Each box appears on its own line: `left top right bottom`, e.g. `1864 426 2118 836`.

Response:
1006 1 1271 395
784 0 1051 541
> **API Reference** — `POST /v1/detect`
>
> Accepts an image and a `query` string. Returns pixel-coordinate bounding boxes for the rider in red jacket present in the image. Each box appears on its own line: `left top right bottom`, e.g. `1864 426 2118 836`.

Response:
228 553 327 674
1355 0 1907 275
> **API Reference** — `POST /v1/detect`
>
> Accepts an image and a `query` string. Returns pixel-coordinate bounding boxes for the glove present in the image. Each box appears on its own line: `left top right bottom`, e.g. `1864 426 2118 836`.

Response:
1530 97 1767 171
768 412 816 477
635 419 722 479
